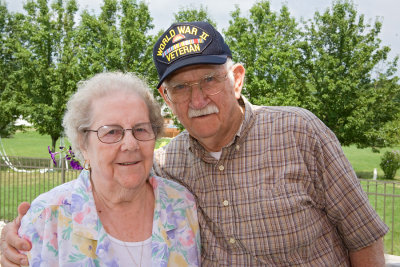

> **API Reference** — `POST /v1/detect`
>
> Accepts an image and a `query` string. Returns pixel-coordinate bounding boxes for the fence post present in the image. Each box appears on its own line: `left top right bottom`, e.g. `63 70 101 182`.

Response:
61 157 65 184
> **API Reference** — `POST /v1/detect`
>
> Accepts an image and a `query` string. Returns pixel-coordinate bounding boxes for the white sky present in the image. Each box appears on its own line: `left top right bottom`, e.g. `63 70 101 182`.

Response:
4 0 400 77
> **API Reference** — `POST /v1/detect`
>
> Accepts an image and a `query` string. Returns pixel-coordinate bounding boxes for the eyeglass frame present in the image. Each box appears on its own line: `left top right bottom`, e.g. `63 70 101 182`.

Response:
84 122 159 144
163 70 231 103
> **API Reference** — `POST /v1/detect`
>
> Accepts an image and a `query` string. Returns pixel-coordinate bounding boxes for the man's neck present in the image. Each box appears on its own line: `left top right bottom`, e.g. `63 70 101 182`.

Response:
199 105 244 152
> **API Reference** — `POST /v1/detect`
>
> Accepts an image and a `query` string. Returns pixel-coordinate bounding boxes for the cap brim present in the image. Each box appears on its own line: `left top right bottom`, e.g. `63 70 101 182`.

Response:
156 55 228 88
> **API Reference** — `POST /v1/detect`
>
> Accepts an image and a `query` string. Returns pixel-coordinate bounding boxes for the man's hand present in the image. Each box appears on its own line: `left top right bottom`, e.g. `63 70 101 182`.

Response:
0 202 31 266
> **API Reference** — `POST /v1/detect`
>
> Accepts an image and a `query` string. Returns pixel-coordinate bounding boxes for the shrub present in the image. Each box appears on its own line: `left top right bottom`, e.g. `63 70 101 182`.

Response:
380 150 400 179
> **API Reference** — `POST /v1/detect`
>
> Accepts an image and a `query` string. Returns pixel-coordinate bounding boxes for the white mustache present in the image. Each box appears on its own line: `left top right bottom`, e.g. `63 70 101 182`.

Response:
188 104 219 118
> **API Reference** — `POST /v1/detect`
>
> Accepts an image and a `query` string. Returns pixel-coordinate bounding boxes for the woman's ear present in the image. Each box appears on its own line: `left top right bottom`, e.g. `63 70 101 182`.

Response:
79 136 89 160
232 63 245 99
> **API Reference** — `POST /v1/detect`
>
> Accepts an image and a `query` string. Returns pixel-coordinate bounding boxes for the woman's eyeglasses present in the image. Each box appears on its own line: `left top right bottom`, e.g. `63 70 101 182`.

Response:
85 122 158 144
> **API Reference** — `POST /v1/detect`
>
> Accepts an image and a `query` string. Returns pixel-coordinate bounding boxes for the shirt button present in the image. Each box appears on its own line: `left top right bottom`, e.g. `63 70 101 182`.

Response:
236 145 240 150
229 238 236 244
218 165 224 171
223 200 229 206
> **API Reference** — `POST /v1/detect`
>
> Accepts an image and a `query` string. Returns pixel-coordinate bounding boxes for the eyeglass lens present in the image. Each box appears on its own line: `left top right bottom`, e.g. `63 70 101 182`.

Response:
97 123 155 143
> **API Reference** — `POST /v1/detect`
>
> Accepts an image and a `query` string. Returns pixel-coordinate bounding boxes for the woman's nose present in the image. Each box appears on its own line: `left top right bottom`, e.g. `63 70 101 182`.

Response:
120 130 140 151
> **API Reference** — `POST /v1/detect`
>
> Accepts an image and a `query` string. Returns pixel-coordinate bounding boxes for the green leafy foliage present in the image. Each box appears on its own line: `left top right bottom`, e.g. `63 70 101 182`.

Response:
225 1 312 109
5 0 82 151
76 0 155 77
0 3 25 137
225 0 400 148
380 150 400 179
1 0 155 150
302 0 400 148
173 5 216 27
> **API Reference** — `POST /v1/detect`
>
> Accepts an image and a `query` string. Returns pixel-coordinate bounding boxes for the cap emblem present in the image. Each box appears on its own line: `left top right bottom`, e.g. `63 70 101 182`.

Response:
156 25 211 64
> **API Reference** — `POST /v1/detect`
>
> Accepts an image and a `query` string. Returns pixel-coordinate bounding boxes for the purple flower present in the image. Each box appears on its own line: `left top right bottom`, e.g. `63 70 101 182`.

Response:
48 145 82 170
48 146 59 166
68 146 75 156
70 159 83 170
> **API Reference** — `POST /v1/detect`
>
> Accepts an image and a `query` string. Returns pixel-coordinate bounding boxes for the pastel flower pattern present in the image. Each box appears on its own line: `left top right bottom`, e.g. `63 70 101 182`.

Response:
18 170 201 266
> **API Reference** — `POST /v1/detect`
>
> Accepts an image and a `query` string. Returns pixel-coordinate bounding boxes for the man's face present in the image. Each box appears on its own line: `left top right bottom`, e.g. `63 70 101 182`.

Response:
159 63 245 151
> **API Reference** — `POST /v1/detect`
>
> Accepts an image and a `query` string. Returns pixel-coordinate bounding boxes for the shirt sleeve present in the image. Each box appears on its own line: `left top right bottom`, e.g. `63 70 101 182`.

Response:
310 115 388 251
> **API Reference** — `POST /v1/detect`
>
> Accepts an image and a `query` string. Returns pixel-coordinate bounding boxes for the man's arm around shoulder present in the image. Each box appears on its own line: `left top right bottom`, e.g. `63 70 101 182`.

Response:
0 202 31 266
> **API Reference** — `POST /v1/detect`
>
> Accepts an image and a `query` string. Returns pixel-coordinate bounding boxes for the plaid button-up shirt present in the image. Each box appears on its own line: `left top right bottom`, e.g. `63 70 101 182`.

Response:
154 97 388 266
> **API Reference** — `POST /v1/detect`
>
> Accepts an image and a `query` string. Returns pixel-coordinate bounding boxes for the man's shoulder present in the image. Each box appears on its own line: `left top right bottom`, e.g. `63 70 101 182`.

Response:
248 104 329 138
254 105 318 120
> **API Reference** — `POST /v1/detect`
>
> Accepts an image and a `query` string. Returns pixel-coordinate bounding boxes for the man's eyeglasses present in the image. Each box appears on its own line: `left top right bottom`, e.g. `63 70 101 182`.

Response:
164 71 229 103
85 123 158 144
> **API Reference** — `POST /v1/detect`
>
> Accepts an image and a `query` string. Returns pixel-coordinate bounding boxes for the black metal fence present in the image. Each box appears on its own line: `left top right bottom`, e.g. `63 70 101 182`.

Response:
360 179 400 256
0 156 79 221
1 157 399 255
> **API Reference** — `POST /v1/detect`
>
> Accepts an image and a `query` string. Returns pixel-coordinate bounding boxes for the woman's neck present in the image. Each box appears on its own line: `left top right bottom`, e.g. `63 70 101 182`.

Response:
93 181 154 241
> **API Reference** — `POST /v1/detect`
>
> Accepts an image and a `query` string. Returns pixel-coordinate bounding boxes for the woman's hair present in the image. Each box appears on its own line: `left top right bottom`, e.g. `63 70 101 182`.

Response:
63 72 164 162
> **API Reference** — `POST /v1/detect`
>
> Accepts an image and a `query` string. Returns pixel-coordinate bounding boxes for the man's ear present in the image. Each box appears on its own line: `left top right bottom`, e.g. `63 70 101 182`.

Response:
158 85 173 108
232 63 245 99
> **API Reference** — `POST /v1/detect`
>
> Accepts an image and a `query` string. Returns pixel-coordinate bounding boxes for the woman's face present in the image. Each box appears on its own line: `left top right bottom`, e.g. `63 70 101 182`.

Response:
82 91 156 194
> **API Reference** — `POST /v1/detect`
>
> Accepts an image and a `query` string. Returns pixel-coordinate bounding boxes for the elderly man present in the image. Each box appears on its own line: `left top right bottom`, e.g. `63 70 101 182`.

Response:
1 21 388 266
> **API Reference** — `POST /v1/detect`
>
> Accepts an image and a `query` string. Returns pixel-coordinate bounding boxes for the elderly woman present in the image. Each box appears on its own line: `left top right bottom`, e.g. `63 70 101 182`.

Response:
17 72 200 266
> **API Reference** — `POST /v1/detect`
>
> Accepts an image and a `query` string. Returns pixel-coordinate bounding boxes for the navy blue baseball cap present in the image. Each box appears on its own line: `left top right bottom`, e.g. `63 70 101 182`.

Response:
153 21 232 88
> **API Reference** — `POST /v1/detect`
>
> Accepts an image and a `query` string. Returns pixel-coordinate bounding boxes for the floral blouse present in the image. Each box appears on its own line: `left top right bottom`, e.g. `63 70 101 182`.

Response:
18 170 201 266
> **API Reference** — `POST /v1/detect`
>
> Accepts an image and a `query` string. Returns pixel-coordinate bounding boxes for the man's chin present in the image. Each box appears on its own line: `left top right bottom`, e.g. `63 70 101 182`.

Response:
188 125 219 139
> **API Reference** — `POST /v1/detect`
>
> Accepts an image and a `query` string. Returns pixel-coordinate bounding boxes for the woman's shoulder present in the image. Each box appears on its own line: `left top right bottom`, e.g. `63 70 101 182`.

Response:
29 179 77 211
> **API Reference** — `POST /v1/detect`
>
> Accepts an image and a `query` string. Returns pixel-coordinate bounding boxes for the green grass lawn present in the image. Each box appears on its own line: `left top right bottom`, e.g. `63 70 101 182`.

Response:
342 145 400 180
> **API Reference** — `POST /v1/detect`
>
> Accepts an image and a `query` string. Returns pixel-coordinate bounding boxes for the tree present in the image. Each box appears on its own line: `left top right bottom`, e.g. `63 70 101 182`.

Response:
120 0 154 76
5 0 154 151
224 1 311 108
0 3 14 137
14 0 80 152
302 0 400 148
173 5 216 27
0 3 29 137
75 0 154 78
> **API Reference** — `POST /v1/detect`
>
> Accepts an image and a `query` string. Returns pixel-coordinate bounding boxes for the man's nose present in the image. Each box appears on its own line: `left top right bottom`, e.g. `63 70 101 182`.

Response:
190 83 209 109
